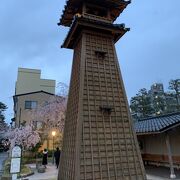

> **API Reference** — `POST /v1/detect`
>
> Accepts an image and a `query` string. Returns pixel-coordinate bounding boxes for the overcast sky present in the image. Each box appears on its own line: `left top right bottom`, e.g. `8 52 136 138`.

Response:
1 0 180 123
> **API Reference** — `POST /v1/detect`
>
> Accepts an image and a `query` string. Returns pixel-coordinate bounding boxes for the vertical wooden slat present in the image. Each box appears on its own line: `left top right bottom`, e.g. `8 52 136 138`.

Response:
95 39 110 179
106 38 124 179
112 40 146 179
82 123 87 180
85 42 95 179
111 40 132 178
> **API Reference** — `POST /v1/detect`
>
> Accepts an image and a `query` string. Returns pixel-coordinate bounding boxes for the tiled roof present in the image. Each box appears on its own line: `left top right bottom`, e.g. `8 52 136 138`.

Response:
134 112 180 135
59 0 131 27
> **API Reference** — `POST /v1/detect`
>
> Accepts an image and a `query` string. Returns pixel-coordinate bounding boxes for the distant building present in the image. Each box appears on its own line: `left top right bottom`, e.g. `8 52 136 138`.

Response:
149 83 166 115
149 83 164 96
15 68 55 95
130 82 179 120
13 67 56 127
13 91 54 127
13 68 58 150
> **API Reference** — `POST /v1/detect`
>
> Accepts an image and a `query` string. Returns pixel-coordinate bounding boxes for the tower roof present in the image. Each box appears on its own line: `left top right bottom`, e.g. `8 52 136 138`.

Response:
61 16 130 49
59 0 131 27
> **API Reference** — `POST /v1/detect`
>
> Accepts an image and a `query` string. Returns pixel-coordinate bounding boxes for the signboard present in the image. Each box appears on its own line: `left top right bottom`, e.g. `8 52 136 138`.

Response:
12 146 21 158
12 174 18 180
10 158 21 173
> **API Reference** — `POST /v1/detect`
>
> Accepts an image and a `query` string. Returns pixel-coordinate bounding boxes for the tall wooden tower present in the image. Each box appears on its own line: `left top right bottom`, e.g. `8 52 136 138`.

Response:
58 0 146 179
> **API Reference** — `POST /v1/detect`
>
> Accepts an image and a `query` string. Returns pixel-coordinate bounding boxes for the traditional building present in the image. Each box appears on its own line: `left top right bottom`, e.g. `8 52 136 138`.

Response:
135 112 180 178
58 0 146 179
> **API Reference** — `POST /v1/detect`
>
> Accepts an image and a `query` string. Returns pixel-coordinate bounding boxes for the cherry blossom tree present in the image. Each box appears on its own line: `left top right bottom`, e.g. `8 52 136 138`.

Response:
31 82 68 132
56 82 69 97
7 83 68 151
31 95 66 133
29 83 68 148
7 123 40 150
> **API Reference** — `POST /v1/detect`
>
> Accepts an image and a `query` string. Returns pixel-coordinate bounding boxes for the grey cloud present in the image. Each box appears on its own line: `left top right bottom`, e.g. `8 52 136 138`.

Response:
0 0 180 123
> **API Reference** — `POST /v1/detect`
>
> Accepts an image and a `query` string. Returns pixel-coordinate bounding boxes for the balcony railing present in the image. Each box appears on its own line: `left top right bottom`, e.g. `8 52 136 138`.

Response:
83 13 112 24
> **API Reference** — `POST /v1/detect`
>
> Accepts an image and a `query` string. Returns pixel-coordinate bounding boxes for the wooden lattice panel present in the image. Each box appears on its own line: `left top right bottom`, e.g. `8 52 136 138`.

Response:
59 31 146 180
58 38 82 179
79 32 145 180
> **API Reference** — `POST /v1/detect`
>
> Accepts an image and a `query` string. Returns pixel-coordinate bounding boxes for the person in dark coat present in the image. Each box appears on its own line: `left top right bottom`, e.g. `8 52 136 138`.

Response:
42 148 48 168
54 147 61 168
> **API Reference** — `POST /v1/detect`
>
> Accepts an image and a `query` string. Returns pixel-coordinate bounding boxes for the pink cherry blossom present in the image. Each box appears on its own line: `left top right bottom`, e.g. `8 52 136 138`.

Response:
7 123 40 150
31 95 66 134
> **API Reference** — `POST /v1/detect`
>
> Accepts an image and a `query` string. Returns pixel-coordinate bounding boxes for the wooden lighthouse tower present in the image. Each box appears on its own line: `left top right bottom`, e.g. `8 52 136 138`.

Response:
58 0 146 179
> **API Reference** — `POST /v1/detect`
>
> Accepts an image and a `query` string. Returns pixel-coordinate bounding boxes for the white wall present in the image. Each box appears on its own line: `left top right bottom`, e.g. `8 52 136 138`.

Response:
139 126 180 156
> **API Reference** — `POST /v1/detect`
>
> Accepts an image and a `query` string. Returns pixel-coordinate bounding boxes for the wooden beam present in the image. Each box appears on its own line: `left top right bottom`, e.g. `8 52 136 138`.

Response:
141 153 180 164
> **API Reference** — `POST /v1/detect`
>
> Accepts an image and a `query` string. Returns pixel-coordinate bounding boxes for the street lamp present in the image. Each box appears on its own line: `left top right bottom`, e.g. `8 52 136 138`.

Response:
52 131 56 164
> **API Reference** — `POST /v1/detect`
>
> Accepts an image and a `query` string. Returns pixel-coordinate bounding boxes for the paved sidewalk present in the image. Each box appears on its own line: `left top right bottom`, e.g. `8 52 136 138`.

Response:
26 163 58 180
146 165 180 180
147 174 172 180
25 163 180 180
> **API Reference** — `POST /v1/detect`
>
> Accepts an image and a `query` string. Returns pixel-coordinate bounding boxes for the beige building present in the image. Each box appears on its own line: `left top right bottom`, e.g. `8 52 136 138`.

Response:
12 68 58 150
15 67 55 95
13 91 54 127
13 91 58 150
13 67 56 127
13 67 56 125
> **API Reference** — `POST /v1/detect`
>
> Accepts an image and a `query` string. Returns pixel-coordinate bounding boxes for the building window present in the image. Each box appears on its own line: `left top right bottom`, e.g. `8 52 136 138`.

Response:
25 101 37 109
33 121 42 130
37 121 43 130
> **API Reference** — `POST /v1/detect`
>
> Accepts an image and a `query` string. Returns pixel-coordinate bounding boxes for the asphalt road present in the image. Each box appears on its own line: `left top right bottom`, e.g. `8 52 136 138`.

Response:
0 152 8 177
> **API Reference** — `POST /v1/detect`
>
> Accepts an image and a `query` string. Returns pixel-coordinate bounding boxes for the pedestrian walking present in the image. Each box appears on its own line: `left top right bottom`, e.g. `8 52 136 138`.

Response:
54 147 61 168
42 148 48 168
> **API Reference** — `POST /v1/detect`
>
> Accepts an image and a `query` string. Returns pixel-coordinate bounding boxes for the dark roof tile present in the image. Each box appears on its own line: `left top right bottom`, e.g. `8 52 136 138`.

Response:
135 112 180 135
